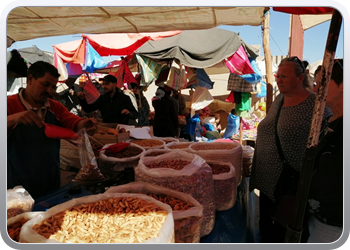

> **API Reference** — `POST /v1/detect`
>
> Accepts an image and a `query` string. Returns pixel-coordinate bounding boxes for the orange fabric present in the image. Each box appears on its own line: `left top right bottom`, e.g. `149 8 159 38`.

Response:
53 39 86 64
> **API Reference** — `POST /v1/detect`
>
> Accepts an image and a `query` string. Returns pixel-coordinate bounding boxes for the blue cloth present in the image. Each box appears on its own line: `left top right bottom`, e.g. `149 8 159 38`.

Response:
83 40 107 73
184 113 200 135
223 113 240 139
203 123 214 131
238 58 262 84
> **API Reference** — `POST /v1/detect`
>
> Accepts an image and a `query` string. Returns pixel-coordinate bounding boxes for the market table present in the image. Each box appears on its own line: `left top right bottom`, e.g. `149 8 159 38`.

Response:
33 177 259 243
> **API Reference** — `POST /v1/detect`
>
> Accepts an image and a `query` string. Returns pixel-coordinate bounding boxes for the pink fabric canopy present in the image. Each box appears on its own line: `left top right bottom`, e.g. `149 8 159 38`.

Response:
53 31 182 64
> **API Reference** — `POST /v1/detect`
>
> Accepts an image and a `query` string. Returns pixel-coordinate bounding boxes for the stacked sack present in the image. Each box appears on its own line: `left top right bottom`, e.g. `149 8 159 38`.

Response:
135 149 215 237
105 181 203 243
188 141 243 185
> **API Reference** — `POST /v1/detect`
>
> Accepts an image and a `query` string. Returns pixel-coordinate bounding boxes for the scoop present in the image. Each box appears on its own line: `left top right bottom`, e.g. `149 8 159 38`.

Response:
44 123 79 140
98 142 130 153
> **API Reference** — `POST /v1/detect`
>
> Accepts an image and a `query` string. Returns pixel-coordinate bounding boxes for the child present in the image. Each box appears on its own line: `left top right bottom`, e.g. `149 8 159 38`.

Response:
223 109 240 139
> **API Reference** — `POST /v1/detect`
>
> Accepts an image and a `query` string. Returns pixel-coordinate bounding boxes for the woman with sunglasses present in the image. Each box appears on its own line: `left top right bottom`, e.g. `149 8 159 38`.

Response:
306 59 343 243
250 56 332 242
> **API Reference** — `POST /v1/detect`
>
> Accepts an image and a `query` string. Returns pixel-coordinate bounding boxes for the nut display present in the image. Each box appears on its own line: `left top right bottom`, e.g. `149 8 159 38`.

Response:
131 139 164 148
7 218 28 242
32 197 168 243
104 145 143 158
146 159 191 171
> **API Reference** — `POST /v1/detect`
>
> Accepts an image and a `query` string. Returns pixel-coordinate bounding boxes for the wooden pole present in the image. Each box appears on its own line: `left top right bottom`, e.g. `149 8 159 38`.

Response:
262 10 274 114
284 9 342 243
239 117 243 144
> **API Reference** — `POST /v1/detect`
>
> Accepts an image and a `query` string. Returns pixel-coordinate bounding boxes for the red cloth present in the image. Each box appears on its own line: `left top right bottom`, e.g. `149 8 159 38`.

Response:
83 80 100 104
225 45 255 75
273 7 334 15
225 91 235 103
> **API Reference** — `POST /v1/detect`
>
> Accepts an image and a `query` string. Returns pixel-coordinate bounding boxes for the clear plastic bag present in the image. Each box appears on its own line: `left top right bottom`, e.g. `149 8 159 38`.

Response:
7 186 34 219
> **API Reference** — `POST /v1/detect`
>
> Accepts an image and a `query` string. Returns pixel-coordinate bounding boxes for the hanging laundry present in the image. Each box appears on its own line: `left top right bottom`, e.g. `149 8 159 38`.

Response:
224 45 255 75
237 58 263 84
225 91 235 103
136 54 162 86
227 73 258 92
195 68 214 89
165 59 187 90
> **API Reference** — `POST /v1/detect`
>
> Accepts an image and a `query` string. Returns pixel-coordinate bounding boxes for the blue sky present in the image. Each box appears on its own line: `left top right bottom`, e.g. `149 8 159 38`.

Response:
7 8 344 65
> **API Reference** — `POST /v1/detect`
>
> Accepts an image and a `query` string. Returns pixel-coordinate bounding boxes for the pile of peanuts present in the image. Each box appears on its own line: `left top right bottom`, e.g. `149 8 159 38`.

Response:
146 159 191 170
190 143 238 151
167 143 192 149
146 194 194 211
32 197 168 243
208 163 231 175
144 151 168 157
131 139 164 148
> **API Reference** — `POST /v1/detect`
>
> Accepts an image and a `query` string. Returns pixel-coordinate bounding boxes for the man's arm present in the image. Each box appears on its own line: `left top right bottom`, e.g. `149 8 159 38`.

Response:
7 111 44 135
77 92 100 113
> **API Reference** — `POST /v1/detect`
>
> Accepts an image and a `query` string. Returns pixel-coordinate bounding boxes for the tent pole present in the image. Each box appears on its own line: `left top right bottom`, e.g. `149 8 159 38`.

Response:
239 117 243 144
262 10 274 114
284 9 342 243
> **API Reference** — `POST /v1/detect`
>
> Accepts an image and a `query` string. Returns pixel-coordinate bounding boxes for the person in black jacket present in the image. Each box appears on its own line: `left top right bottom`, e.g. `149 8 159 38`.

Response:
78 75 138 124
306 59 343 243
152 86 180 137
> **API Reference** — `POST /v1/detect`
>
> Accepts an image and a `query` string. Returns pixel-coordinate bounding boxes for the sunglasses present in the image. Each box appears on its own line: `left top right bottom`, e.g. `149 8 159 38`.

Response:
287 56 305 73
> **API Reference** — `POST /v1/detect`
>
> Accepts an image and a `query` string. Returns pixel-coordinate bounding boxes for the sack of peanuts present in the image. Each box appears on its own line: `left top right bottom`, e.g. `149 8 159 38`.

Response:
20 193 174 243
130 138 165 150
135 149 215 237
164 141 195 152
7 186 34 220
7 212 43 242
206 160 237 211
242 145 254 177
106 181 203 243
98 143 145 174
140 148 171 159
154 137 179 145
188 141 243 185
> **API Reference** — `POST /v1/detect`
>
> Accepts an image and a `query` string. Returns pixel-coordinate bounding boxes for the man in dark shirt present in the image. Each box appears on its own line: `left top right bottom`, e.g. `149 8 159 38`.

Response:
78 75 138 124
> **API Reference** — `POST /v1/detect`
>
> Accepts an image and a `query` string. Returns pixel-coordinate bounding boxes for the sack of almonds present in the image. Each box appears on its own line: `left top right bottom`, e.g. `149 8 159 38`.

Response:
135 149 215 237
20 193 174 243
188 141 243 186
206 160 237 211
106 181 203 243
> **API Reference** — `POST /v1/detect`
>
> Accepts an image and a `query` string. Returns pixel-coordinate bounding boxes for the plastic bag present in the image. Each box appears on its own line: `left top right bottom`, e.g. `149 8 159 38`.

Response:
20 193 174 243
72 129 105 182
106 181 203 243
135 150 215 237
206 160 237 211
7 186 34 219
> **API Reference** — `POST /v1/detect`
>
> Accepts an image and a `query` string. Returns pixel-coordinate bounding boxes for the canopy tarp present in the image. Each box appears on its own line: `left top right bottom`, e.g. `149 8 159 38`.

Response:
52 31 182 64
136 28 259 69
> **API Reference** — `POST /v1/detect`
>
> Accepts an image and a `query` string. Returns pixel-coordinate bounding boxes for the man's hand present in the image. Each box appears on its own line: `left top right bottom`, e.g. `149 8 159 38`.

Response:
121 109 130 115
8 110 44 128
76 118 97 135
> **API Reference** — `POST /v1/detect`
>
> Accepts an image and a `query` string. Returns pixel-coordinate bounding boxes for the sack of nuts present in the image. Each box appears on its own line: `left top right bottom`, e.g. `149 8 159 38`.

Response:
140 148 171 159
135 149 215 237
7 212 42 242
20 193 174 243
105 181 203 243
99 143 145 173
188 141 243 185
164 141 195 152
206 160 237 211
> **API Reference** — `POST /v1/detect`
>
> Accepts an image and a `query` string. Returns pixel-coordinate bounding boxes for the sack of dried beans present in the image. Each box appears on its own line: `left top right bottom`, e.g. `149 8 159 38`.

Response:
206 160 237 211
106 181 203 243
188 141 243 185
20 193 174 243
135 149 215 237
